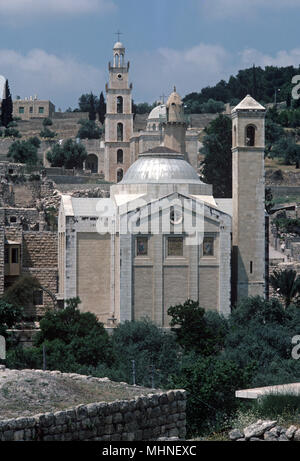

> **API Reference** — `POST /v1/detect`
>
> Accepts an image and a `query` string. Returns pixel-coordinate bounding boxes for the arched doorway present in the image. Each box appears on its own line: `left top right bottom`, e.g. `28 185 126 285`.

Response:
85 154 98 173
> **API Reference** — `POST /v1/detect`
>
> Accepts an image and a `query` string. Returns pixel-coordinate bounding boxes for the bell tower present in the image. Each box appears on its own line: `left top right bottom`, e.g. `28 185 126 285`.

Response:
104 40 133 183
231 95 266 303
163 87 187 157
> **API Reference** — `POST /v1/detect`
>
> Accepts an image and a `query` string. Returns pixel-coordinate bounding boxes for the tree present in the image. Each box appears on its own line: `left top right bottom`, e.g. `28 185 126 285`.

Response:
7 137 40 165
271 136 300 167
1 79 13 127
200 114 232 198
269 269 300 308
40 118 56 139
98 92 106 124
109 319 181 388
88 92 96 121
167 299 228 356
46 138 87 169
264 117 285 156
0 300 23 337
7 298 112 372
2 274 41 314
4 121 21 139
77 119 102 140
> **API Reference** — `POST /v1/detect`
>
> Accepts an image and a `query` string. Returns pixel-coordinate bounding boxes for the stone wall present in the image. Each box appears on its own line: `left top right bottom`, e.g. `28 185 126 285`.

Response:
0 371 187 442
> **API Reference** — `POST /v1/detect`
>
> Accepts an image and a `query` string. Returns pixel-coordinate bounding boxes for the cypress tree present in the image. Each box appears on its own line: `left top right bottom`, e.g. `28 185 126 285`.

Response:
88 92 96 121
1 79 13 127
98 91 106 125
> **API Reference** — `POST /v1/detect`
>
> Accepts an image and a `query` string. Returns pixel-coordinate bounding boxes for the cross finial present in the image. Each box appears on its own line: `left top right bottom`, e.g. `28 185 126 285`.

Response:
159 93 167 104
115 30 123 42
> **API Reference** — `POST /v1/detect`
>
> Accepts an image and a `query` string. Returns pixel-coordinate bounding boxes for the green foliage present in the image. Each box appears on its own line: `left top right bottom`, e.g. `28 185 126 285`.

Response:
1 80 13 127
77 119 102 139
273 216 300 235
254 393 300 420
223 296 300 387
271 136 300 167
4 120 21 138
109 319 181 388
0 300 23 337
42 118 53 127
200 114 232 198
98 92 106 124
170 353 252 435
78 93 99 121
265 117 285 155
167 299 228 356
7 137 41 164
46 138 87 169
183 65 300 109
265 187 274 214
2 274 41 315
269 269 300 308
40 127 56 139
7 298 113 372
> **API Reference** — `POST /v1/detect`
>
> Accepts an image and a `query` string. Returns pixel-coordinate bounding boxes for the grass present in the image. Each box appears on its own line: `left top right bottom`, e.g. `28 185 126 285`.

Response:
198 394 300 441
272 195 300 205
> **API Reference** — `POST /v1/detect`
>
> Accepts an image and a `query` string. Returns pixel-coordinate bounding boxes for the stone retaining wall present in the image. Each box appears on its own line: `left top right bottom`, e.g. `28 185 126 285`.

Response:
0 371 187 442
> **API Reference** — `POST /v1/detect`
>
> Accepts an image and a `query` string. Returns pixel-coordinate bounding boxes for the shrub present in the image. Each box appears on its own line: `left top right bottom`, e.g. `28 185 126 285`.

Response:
167 299 228 356
109 319 181 388
169 353 253 436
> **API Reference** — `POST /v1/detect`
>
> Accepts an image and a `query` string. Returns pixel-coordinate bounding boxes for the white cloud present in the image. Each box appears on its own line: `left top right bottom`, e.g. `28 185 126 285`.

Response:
131 43 233 102
0 48 105 109
2 44 300 110
201 0 300 19
240 48 300 68
0 0 116 18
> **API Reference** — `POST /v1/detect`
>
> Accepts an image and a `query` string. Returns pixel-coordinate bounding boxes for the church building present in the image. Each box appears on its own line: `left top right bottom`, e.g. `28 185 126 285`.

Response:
58 45 267 327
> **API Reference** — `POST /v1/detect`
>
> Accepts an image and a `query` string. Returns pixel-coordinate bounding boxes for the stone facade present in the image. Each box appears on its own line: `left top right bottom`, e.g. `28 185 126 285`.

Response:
231 96 266 302
13 98 55 121
0 370 187 442
104 42 133 183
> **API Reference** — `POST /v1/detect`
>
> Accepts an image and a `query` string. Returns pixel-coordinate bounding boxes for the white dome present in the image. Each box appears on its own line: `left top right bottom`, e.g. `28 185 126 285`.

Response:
113 41 124 50
120 146 202 185
148 104 166 121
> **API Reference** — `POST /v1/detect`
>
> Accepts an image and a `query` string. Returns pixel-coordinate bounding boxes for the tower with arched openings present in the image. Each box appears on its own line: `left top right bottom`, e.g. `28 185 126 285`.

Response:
231 94 266 303
104 41 133 182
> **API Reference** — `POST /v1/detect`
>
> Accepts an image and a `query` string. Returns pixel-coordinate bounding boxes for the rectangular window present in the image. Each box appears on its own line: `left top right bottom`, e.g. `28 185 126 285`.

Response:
11 248 19 264
203 237 214 256
167 237 183 257
136 237 148 256
39 107 44 114
29 106 33 113
19 107 24 114
33 290 43 306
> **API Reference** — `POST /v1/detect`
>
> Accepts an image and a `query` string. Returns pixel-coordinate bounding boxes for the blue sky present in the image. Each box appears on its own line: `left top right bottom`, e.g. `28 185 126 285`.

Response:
0 0 299 110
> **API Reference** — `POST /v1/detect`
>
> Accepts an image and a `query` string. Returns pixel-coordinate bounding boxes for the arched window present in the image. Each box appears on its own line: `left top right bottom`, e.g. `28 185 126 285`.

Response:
117 123 123 141
117 149 123 164
117 96 123 114
245 125 256 146
152 124 156 131
117 168 123 182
